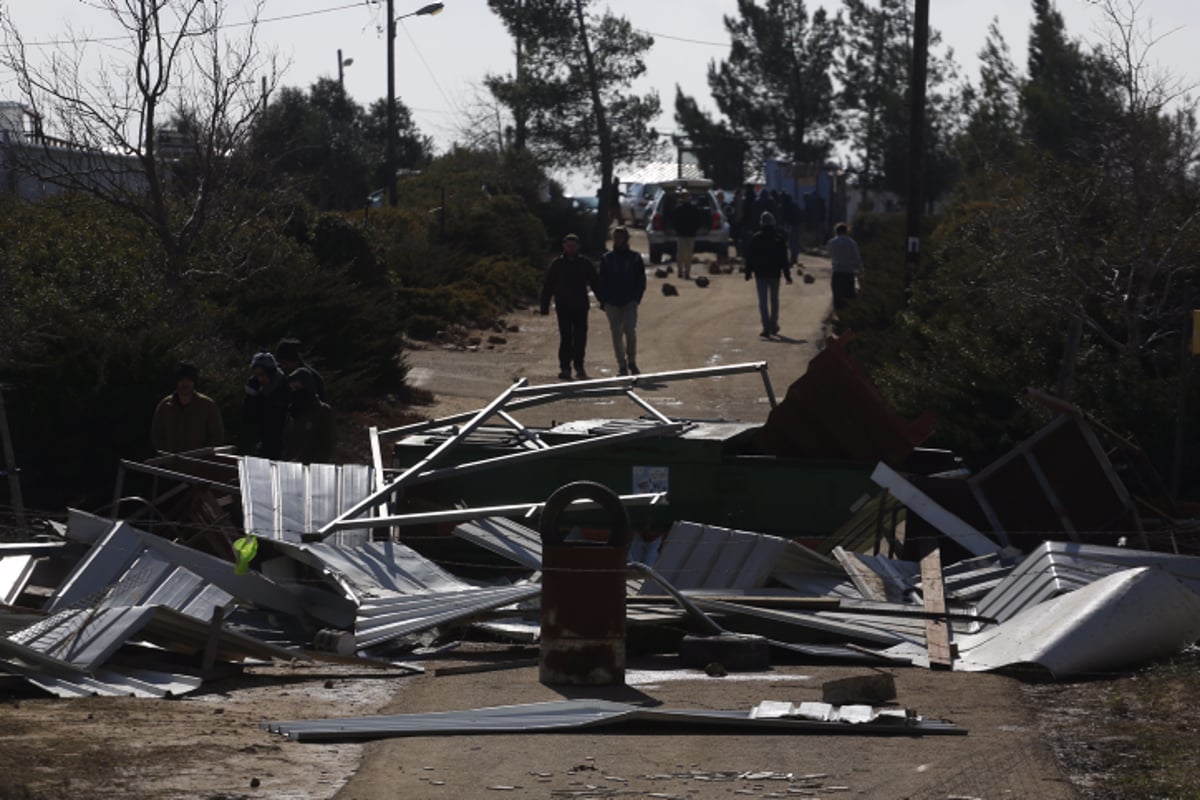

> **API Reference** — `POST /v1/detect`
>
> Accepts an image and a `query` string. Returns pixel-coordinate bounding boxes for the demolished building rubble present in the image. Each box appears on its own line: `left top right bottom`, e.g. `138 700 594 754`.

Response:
0 355 1197 739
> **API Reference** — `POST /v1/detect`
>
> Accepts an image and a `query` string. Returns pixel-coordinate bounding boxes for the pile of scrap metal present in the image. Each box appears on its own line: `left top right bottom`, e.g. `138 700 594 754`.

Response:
3 358 1199 703
0 452 553 697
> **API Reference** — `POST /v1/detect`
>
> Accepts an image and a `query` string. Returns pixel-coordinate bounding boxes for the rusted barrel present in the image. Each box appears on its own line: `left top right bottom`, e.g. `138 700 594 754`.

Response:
538 481 630 686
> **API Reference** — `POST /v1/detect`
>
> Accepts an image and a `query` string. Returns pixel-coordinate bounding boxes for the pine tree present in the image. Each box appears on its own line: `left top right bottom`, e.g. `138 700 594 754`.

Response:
485 0 661 243
708 0 842 167
1021 0 1120 161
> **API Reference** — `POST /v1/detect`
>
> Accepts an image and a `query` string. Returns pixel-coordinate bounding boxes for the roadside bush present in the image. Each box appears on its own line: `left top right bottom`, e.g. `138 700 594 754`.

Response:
464 256 542 309
218 247 406 407
310 213 386 287
1 327 213 511
405 314 442 341
395 283 494 332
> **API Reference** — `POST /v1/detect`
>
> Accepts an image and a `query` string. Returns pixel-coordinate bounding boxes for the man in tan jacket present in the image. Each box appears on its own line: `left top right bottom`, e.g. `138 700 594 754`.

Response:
151 361 225 453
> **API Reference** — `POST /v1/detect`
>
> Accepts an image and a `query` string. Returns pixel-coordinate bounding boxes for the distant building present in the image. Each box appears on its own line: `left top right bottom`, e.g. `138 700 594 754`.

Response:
0 99 156 201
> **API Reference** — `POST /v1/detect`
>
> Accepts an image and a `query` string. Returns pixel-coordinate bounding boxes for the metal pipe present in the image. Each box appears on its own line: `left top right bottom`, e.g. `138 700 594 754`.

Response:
377 361 768 438
321 492 666 533
318 378 527 536
398 424 683 488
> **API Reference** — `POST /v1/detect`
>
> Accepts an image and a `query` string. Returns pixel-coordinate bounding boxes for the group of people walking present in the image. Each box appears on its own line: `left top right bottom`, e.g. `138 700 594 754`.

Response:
540 226 646 380
151 219 862 459
540 216 863 378
150 337 336 464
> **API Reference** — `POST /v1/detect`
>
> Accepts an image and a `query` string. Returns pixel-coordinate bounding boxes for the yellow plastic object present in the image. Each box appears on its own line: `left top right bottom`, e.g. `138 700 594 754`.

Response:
233 535 259 575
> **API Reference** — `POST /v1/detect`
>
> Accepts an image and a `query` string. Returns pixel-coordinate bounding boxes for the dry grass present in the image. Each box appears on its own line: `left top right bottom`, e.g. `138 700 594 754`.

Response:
1025 646 1200 799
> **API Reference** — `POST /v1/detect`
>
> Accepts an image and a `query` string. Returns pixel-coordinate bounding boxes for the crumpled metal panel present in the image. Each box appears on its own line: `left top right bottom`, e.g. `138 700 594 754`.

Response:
451 516 544 571
52 517 335 625
976 541 1200 624
27 666 205 699
264 698 966 742
887 566 1200 677
450 516 661 575
354 584 540 649
271 539 472 602
264 538 541 651
10 589 294 672
239 456 375 544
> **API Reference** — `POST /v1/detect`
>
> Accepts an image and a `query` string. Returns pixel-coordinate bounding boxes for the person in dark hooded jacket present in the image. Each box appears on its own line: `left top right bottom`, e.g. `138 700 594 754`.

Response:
595 226 646 375
540 233 598 381
242 351 289 459
283 367 336 463
745 211 793 337
275 337 326 402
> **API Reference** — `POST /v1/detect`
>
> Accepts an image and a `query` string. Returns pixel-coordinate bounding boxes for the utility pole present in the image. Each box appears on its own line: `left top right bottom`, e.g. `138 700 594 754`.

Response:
902 0 930 300
386 0 398 206
386 3 442 207
338 48 345 88
514 0 526 151
572 0 613 250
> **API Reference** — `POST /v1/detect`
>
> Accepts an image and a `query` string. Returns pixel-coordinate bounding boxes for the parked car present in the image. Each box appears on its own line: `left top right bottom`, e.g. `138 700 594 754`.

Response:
567 194 600 216
644 179 730 264
618 181 659 225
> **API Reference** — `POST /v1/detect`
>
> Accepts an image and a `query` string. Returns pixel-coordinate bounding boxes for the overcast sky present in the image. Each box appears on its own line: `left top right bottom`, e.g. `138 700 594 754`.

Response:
5 1 1199 187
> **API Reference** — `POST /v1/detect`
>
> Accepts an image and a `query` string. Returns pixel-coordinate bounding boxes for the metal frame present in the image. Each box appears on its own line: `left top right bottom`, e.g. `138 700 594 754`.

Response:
318 363 777 539
320 491 666 535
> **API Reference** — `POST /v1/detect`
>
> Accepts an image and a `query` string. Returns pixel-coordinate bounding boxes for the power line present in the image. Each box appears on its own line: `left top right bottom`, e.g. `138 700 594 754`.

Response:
397 16 461 119
636 29 728 48
15 2 367 48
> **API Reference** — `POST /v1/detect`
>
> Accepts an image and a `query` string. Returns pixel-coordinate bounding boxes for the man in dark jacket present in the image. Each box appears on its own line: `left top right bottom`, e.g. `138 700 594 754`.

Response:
667 190 709 280
745 211 793 337
596 226 647 376
242 351 289 459
283 367 336 464
540 233 598 380
275 337 326 402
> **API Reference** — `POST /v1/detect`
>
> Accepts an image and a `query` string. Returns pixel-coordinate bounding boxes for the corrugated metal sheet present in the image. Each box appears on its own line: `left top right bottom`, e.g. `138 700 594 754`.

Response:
451 517 544 571
264 539 541 651
8 601 292 671
239 456 375 544
264 698 966 742
274 539 473 602
638 522 791 594
888 566 1200 677
976 541 1200 624
451 516 661 576
689 598 914 647
832 548 918 602
355 584 541 649
26 667 205 699
52 519 347 626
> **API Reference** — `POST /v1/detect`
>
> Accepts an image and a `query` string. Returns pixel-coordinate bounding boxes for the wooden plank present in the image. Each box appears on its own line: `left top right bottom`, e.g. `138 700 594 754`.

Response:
920 545 954 670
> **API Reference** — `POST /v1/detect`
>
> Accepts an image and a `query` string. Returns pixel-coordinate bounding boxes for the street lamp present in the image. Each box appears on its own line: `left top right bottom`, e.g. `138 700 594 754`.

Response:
386 1 443 207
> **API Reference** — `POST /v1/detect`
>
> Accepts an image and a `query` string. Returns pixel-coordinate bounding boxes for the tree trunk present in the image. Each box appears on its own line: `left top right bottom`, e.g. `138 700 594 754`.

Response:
572 0 613 252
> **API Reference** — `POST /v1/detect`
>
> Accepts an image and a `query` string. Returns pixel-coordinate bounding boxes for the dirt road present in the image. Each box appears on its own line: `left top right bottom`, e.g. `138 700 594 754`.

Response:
0 240 1081 800
336 241 1078 800
405 233 834 425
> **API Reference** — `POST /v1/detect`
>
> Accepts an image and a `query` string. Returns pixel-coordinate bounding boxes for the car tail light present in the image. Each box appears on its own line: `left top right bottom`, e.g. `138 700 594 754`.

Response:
652 212 663 231
711 212 721 230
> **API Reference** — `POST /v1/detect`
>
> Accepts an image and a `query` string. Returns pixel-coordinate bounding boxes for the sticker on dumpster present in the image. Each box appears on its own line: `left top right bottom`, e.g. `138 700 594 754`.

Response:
633 466 669 493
